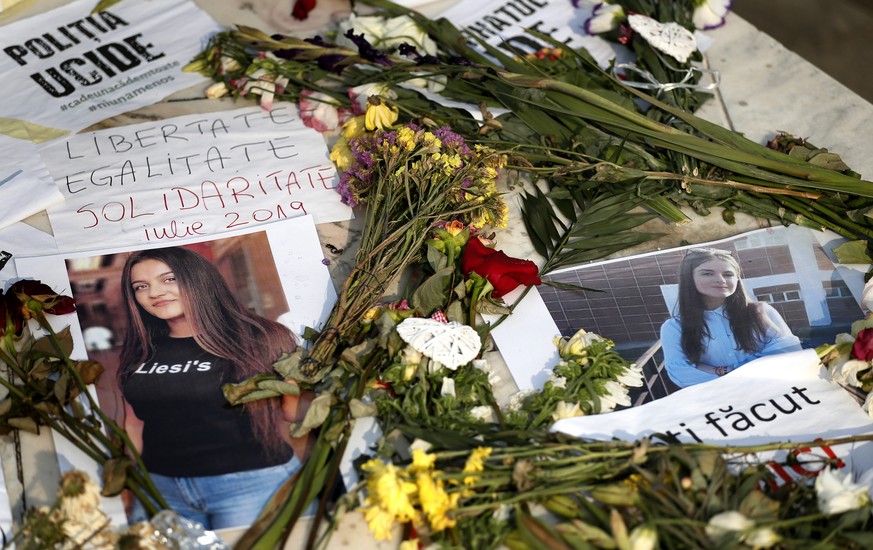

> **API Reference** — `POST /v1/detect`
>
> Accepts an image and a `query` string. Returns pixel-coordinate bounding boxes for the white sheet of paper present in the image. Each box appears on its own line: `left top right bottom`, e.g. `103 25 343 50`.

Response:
0 222 57 282
489 286 560 390
437 0 628 68
0 0 220 137
15 214 337 525
0 133 63 229
40 104 354 253
553 349 873 480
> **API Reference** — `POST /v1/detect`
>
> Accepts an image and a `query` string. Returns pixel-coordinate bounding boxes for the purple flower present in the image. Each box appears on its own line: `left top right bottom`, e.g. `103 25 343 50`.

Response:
344 29 393 67
433 126 471 155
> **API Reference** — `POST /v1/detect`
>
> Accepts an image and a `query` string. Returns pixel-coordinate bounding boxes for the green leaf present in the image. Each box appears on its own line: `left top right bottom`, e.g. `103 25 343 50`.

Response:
834 240 872 264
289 393 336 437
411 267 454 315
349 398 378 418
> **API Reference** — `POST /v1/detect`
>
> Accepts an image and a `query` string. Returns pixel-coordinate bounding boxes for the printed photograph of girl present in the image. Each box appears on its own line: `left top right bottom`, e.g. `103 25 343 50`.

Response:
64 231 312 530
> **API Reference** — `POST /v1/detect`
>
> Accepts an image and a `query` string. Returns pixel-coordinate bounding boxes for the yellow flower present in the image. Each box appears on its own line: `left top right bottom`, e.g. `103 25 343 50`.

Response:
363 505 396 541
410 448 436 473
444 220 466 236
364 460 418 523
342 115 367 138
365 97 398 130
416 472 459 532
462 447 492 486
399 540 420 550
397 126 417 151
330 135 354 172
205 82 229 99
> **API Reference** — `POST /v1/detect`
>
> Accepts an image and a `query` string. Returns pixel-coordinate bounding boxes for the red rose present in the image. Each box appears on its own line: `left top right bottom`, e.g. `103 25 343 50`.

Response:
0 292 24 337
461 238 541 298
292 0 317 20
10 280 76 317
852 328 873 361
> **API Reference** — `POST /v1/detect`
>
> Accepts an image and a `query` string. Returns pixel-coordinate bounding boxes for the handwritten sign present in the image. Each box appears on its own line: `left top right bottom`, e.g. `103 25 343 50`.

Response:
0 133 63 229
40 104 353 252
437 0 625 68
0 0 220 137
552 350 873 483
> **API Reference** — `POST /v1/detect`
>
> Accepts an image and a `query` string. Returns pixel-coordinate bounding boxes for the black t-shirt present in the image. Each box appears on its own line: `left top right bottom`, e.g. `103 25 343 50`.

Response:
122 335 292 477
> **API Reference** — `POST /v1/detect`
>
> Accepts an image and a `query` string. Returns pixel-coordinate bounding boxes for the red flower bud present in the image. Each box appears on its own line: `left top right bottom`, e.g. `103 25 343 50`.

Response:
0 292 24 338
292 0 317 20
9 280 76 317
461 238 541 298
852 328 873 361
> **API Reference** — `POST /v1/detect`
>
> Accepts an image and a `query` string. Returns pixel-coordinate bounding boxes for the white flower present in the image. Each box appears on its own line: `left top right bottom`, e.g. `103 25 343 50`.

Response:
616 364 644 387
470 405 497 423
835 332 855 345
241 69 289 111
628 525 657 550
504 389 536 412
440 377 456 398
827 359 869 387
584 2 625 35
337 15 437 56
599 380 631 412
743 527 781 549
549 374 567 389
204 82 229 99
692 0 732 31
815 467 871 515
551 401 584 421
705 511 754 540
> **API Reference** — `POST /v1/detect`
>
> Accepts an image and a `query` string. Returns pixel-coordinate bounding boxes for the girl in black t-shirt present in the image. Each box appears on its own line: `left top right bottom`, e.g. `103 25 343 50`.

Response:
118 246 307 529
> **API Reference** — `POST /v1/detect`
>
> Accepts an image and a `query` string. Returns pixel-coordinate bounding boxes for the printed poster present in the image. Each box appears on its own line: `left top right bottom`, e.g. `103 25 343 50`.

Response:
15 214 337 527
437 0 626 68
552 349 873 485
0 0 220 140
0 133 63 229
40 104 354 253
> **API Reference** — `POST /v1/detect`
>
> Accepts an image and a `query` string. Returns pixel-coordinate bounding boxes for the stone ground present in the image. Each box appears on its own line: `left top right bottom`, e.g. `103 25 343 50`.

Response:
733 0 873 102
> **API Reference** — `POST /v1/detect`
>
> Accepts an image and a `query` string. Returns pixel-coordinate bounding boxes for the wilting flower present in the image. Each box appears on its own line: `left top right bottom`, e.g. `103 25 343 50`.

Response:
692 0 733 30
584 2 625 35
815 467 871 514
348 83 398 116
460 238 541 298
551 401 584 421
864 391 873 418
0 291 25 338
10 279 76 319
299 89 347 132
365 97 399 131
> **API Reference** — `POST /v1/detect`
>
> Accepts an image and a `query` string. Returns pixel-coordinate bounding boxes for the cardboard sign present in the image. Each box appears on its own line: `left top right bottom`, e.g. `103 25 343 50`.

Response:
40 104 354 253
0 0 220 138
552 349 873 483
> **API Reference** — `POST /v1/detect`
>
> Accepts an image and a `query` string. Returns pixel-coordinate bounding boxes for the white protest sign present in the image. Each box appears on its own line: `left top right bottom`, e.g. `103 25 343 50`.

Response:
0 222 58 282
437 0 626 68
0 134 63 229
40 104 354 253
0 0 220 138
553 350 873 483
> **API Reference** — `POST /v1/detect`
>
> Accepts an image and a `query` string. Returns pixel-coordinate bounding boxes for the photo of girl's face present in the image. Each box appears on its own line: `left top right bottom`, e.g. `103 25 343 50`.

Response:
129 259 186 323
692 258 738 307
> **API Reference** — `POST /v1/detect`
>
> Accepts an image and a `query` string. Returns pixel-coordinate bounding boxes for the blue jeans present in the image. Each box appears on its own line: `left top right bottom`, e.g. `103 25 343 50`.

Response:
147 456 301 530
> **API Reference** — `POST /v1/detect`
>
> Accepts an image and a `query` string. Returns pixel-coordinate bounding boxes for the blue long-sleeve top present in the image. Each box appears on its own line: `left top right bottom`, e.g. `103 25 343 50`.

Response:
660 303 802 388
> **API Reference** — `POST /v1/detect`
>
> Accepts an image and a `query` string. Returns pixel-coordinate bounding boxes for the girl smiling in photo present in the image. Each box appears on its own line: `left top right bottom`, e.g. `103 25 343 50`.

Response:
660 248 802 388
118 246 308 529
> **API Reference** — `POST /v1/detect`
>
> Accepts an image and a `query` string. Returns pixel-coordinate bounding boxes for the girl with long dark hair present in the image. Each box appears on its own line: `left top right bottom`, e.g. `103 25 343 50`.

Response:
118 246 307 529
660 248 801 387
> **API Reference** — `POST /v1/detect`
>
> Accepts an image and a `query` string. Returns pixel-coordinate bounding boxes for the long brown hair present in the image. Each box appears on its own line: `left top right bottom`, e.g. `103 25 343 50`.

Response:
118 246 296 456
677 248 768 363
